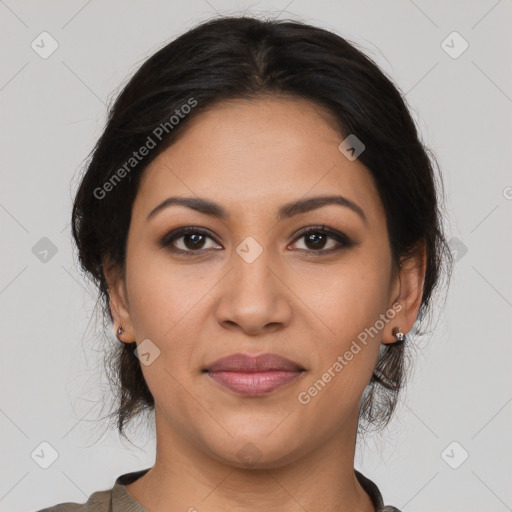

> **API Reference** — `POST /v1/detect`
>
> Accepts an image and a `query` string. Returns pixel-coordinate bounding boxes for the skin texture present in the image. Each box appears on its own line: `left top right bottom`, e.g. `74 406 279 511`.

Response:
105 96 426 512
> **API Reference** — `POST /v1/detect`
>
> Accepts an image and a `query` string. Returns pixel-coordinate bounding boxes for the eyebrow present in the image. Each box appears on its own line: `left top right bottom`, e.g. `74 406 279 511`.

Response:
147 194 367 224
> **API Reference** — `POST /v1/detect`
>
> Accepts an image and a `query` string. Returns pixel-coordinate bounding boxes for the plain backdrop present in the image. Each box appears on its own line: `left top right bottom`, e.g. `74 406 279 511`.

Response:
1 1 511 511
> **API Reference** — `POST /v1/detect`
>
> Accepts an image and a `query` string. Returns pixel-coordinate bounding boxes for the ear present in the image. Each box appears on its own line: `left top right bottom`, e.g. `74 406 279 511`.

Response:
103 259 135 343
382 240 427 344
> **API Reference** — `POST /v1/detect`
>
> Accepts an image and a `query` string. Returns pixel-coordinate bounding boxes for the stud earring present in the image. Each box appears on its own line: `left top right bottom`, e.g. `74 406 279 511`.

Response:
116 326 125 340
392 326 405 345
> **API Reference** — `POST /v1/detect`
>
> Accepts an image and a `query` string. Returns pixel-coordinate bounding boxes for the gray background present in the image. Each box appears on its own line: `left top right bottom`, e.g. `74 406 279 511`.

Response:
1 1 511 511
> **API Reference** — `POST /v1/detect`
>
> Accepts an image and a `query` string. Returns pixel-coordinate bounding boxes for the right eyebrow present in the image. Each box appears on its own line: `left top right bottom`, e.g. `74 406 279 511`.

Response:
147 197 228 222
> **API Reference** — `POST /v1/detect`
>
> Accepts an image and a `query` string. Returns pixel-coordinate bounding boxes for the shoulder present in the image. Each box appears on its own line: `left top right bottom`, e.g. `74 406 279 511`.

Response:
355 469 403 512
34 488 113 512
34 467 151 512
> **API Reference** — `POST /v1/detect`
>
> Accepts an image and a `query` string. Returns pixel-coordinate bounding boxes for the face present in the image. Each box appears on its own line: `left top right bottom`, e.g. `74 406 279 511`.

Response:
106 96 424 468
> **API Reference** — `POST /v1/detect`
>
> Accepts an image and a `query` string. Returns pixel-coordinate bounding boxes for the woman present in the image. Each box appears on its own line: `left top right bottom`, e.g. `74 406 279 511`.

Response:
38 15 451 512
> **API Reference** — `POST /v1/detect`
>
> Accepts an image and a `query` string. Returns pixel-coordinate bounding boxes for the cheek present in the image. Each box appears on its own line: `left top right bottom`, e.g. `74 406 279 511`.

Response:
124 249 219 396
291 253 391 411
293 261 389 423
293 253 392 344
125 245 209 339
124 260 204 404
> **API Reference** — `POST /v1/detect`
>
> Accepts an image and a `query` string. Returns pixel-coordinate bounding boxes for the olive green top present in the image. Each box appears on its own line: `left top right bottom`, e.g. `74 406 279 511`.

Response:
36 467 401 511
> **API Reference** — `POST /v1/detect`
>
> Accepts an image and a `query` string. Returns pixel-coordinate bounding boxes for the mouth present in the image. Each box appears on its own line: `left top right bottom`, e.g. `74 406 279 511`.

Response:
203 353 306 396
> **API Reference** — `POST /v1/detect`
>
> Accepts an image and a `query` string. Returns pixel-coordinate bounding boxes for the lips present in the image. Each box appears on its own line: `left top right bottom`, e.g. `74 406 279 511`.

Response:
204 353 305 396
205 353 305 373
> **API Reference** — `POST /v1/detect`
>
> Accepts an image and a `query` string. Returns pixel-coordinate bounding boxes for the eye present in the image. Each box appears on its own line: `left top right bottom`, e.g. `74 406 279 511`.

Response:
160 227 222 255
289 226 353 254
160 225 353 256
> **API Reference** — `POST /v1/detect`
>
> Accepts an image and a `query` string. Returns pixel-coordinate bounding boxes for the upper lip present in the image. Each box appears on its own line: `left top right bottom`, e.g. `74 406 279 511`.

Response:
205 353 305 373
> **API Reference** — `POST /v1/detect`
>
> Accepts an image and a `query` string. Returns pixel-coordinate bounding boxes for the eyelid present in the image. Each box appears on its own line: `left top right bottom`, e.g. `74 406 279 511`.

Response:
159 224 354 256
291 224 350 242
159 226 221 250
289 225 353 251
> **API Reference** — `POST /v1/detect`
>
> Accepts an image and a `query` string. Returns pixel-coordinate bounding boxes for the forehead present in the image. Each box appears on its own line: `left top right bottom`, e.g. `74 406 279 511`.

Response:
133 97 384 224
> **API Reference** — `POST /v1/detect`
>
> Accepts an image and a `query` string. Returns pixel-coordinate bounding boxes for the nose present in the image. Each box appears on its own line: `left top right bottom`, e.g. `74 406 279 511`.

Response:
214 245 293 336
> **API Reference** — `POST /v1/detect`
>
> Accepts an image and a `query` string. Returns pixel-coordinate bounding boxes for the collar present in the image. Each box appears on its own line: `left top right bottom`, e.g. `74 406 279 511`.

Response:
112 467 390 512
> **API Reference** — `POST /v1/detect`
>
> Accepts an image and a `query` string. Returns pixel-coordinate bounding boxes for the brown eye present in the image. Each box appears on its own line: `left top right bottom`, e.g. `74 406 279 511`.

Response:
290 226 353 254
302 232 330 250
160 227 222 255
181 233 207 250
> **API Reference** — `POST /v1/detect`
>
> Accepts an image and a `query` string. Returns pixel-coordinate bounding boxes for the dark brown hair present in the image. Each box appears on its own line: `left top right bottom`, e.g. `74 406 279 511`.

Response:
71 15 452 441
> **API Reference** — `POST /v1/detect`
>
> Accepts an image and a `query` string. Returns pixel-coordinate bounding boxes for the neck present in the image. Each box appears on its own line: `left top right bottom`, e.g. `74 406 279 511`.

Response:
125 405 374 512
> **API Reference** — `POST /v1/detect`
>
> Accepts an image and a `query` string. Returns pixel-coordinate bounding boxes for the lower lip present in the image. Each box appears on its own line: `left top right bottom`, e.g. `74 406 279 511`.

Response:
207 370 303 395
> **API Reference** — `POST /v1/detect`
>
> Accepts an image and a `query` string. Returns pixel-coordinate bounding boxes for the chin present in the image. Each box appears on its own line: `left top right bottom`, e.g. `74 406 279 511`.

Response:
200 430 306 470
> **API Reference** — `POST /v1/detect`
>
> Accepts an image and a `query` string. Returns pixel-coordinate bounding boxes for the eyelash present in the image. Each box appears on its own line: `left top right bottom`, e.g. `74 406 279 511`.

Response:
159 225 354 257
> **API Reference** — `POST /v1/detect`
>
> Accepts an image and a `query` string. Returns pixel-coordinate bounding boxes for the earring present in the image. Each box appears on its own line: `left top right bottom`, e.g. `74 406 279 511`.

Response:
116 326 125 340
392 326 405 346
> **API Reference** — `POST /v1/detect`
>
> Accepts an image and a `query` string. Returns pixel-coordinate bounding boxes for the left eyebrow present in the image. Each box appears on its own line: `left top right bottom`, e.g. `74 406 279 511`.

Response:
277 195 367 224
146 194 367 224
